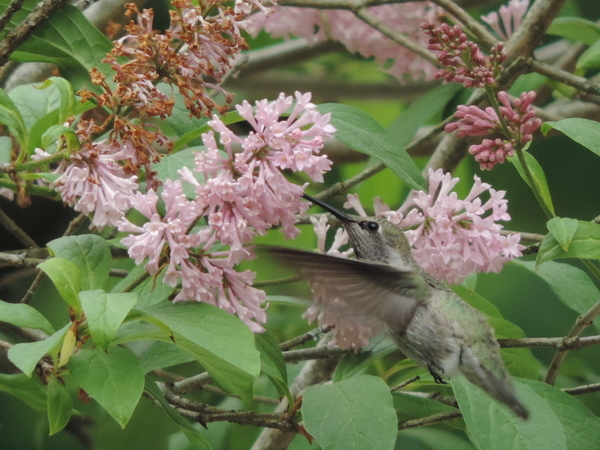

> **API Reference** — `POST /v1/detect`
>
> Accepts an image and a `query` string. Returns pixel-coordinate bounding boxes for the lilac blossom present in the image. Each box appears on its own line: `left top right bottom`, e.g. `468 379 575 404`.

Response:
54 142 138 229
246 4 439 81
117 180 267 332
382 169 524 284
182 92 334 249
482 0 530 41
445 91 542 170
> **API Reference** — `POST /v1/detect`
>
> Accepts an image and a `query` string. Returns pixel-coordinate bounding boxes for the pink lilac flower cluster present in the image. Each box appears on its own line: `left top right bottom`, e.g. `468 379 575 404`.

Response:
422 21 506 88
482 0 529 41
117 180 267 331
382 168 524 284
445 91 542 170
118 92 334 331
34 122 139 230
180 91 334 247
246 3 439 82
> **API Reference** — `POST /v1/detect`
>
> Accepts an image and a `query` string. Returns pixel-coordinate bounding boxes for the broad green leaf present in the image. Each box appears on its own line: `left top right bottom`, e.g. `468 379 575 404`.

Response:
452 285 502 318
518 378 600 449
111 265 174 309
317 103 427 191
68 346 144 428
0 89 27 147
41 125 80 151
542 118 600 158
387 83 463 149
141 302 260 377
8 82 60 133
47 377 73 435
577 40 600 71
547 17 600 45
0 136 11 162
10 5 113 92
508 152 555 216
537 221 600 264
255 332 292 404
303 375 397 450
144 378 210 448
140 341 195 374
453 377 566 449
8 323 70 376
0 300 54 334
512 260 600 331
333 334 397 382
39 77 77 124
175 337 255 405
47 234 111 291
547 217 579 251
38 257 82 312
0 373 47 411
79 290 138 351
455 377 600 450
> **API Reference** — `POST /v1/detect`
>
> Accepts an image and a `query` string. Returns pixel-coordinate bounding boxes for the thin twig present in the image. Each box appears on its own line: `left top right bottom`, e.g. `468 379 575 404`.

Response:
431 0 497 47
0 0 27 32
398 410 462 430
545 301 600 385
0 206 39 249
279 326 331 351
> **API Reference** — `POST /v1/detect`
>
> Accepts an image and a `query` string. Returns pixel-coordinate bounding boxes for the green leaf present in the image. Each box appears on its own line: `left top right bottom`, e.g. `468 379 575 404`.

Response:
255 332 292 404
518 378 600 449
317 103 427 191
111 266 174 309
47 377 73 435
536 221 600 264
153 147 205 198
140 341 195 374
175 338 255 405
547 217 579 251
144 378 211 448
68 346 144 428
512 260 600 331
488 317 540 379
508 151 555 216
0 373 47 411
10 5 113 92
0 88 27 147
454 377 567 449
452 285 502 318
38 77 77 124
542 118 600 158
547 17 600 45
141 302 260 404
0 300 54 334
455 377 600 450
387 83 463 149
303 375 397 450
577 40 600 71
41 125 80 151
79 290 138 351
334 335 397 382
47 234 111 291
38 257 82 312
141 302 260 377
8 323 70 376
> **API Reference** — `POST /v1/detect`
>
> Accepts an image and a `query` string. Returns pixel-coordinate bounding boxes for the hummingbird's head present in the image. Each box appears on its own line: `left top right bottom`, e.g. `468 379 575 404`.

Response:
302 194 417 269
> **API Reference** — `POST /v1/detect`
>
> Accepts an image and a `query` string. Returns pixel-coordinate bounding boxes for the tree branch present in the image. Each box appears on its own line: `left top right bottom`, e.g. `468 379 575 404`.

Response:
0 0 70 67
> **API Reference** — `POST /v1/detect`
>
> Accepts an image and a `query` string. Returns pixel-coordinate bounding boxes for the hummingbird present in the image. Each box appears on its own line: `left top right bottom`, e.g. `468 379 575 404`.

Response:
264 193 529 419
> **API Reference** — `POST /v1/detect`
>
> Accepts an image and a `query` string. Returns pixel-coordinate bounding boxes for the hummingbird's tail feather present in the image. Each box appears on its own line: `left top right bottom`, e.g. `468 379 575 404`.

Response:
462 359 529 420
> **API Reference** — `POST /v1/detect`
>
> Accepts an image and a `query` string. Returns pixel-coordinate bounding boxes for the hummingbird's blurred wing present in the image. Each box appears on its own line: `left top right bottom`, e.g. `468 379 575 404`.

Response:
261 246 430 333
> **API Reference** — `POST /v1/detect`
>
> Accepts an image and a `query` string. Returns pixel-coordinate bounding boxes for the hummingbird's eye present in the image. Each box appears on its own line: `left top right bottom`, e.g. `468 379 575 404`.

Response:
365 221 379 232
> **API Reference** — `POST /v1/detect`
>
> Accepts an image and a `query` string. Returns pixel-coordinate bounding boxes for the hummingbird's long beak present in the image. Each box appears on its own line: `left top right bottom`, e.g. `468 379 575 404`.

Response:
302 193 354 223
